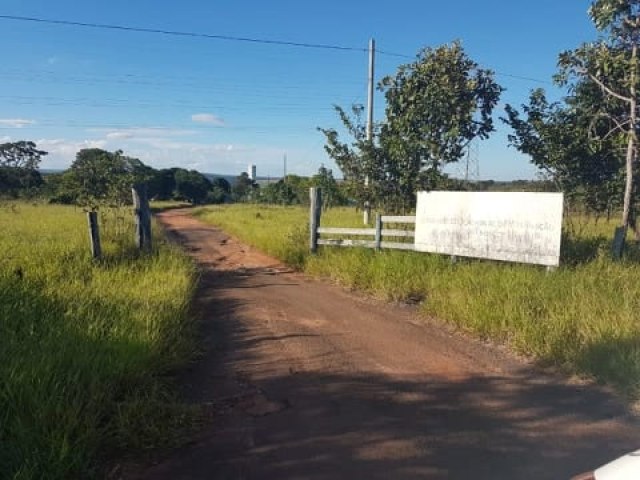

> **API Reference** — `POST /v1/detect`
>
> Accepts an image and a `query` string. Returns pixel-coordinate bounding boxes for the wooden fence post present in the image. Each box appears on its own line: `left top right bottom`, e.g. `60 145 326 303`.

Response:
375 213 382 251
309 187 322 253
132 184 152 252
87 211 101 259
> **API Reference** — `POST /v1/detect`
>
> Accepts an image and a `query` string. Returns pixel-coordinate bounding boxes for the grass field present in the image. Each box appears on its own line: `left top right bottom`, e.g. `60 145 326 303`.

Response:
194 204 640 399
0 203 196 479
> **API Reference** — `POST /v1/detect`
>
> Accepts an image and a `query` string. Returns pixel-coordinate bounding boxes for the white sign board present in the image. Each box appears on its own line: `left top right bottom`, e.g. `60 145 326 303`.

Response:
414 191 564 266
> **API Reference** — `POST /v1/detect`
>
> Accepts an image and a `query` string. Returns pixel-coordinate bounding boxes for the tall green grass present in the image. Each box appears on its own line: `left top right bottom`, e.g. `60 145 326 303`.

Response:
0 203 196 479
194 204 640 398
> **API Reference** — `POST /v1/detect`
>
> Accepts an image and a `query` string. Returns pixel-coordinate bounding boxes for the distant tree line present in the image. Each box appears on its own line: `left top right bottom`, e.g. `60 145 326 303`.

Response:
0 140 565 211
0 143 350 209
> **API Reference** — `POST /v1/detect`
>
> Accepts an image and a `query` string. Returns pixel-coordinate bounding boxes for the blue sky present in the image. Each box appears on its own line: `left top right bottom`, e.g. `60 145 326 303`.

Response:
0 1 598 180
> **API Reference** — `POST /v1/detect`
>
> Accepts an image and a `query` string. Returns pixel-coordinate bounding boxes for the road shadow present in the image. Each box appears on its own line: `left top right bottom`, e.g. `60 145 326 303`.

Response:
140 263 638 480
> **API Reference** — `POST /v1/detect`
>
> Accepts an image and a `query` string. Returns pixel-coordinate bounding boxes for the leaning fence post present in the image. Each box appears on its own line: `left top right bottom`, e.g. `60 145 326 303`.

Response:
87 210 102 259
375 213 382 251
132 184 152 252
309 187 322 253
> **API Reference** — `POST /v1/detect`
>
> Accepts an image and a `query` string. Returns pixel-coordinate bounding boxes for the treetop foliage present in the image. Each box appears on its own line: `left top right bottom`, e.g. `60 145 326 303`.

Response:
506 0 640 231
320 41 502 213
0 141 47 170
0 141 48 197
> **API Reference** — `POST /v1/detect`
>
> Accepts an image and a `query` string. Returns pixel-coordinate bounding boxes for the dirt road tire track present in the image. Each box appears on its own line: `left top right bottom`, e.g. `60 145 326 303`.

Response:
140 208 638 479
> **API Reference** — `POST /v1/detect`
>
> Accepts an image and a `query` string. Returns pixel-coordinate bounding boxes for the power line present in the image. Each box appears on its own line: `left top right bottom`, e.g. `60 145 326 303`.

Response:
377 49 413 59
376 50 552 85
0 14 553 85
494 72 553 85
0 14 368 53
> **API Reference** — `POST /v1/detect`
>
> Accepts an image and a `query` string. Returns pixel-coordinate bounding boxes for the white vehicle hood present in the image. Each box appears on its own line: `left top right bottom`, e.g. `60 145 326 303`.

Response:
596 450 640 480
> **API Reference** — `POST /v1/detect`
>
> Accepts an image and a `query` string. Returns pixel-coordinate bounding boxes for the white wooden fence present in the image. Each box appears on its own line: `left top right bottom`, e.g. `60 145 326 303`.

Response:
309 187 415 253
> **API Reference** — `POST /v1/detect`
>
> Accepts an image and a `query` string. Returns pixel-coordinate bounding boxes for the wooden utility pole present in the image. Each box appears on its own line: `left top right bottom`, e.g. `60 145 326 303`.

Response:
367 38 375 142
364 38 375 225
283 153 287 180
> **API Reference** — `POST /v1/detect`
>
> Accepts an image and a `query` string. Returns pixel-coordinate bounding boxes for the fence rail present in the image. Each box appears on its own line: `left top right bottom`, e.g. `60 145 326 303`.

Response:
317 227 376 236
309 188 416 252
381 215 416 224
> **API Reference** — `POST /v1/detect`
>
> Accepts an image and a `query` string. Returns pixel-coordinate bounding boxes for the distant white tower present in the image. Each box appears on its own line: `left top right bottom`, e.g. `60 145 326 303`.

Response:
248 164 256 180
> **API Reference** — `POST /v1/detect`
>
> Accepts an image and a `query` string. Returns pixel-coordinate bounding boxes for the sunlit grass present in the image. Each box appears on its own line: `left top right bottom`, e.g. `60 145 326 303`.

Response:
0 203 197 479
194 204 640 399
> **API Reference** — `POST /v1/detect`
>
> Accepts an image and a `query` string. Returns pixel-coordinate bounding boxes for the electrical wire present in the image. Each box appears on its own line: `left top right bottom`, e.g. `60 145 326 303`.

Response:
0 14 552 85
0 14 367 52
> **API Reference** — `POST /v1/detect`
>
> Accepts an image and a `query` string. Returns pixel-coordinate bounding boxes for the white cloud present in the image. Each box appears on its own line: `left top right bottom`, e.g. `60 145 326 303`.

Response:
0 118 36 128
106 131 134 140
33 130 328 177
47 56 59 65
191 113 225 126
36 138 107 168
99 127 195 140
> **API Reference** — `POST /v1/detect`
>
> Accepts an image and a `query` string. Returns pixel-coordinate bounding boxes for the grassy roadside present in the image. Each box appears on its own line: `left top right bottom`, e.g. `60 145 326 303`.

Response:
0 203 197 479
194 204 640 399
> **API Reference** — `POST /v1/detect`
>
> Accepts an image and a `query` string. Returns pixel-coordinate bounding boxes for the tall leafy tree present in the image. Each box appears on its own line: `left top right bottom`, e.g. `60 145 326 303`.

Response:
232 172 258 202
319 104 383 208
174 169 212 205
504 88 623 218
66 148 151 210
148 168 179 200
380 41 502 183
309 165 343 208
0 141 47 196
259 180 299 205
556 0 640 238
320 41 502 212
206 177 232 204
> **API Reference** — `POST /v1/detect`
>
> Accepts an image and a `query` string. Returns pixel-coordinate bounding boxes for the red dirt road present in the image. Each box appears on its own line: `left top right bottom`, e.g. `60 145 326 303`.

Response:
144 209 638 479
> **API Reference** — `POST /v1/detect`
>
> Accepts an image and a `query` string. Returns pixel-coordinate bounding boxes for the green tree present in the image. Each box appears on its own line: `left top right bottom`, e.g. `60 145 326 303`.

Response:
380 41 502 191
148 168 178 200
556 0 640 238
259 180 299 205
504 88 623 217
320 41 502 212
65 148 150 210
309 165 343 208
281 174 310 205
0 141 47 196
232 172 258 202
206 177 231 204
173 169 212 205
44 171 80 204
319 104 390 210
211 177 231 194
